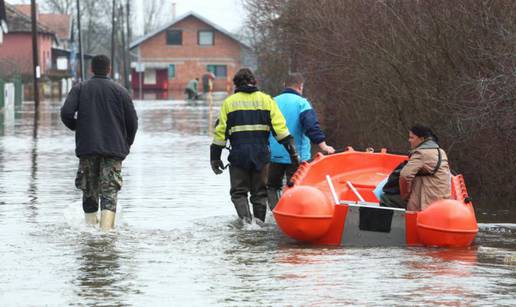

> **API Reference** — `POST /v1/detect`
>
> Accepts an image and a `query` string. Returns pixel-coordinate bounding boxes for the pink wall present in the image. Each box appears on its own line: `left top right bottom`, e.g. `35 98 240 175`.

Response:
0 32 54 76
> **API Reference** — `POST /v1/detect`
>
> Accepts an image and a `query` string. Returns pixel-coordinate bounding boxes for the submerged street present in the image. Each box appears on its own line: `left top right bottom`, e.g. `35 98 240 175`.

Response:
0 99 515 306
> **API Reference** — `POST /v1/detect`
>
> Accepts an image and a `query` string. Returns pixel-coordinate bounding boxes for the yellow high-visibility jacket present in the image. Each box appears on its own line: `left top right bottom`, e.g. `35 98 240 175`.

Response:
212 88 290 170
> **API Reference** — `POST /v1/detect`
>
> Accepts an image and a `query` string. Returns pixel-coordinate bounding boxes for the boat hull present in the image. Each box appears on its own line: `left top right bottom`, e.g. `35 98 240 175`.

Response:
273 149 478 247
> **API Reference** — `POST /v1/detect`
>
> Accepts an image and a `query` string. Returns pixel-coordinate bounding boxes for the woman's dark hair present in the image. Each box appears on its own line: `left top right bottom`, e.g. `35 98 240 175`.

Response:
233 68 256 87
410 124 439 143
91 55 111 76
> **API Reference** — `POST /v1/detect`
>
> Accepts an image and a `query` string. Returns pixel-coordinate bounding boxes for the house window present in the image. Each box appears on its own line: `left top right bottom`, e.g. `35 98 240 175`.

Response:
168 64 175 79
57 57 68 70
144 69 156 84
166 30 182 45
198 30 214 46
207 65 227 78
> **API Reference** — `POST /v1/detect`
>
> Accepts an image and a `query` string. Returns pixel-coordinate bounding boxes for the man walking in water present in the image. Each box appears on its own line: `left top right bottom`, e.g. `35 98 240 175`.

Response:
210 68 300 224
185 78 199 100
267 73 335 209
61 55 138 230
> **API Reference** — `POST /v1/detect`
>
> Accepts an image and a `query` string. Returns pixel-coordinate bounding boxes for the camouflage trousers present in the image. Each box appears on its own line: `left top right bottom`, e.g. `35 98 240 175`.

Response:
75 156 123 213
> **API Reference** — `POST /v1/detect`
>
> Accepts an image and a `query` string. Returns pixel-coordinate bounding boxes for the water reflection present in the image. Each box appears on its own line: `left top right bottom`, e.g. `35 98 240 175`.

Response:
27 112 39 220
0 99 515 306
422 247 478 267
74 234 129 306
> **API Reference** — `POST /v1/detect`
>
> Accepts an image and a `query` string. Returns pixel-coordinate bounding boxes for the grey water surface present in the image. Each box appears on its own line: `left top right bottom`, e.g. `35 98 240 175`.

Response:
0 99 515 306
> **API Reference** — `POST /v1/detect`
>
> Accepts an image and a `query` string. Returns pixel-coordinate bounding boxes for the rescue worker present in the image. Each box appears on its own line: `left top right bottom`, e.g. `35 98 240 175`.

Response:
185 78 199 99
61 55 138 230
210 68 300 223
267 73 335 209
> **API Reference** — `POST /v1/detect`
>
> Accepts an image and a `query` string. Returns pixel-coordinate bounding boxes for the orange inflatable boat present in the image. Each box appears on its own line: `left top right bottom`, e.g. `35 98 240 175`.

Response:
273 149 478 247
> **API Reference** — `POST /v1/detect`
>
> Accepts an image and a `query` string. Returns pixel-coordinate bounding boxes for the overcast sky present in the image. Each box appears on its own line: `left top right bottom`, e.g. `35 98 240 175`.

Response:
10 0 248 34
135 0 248 33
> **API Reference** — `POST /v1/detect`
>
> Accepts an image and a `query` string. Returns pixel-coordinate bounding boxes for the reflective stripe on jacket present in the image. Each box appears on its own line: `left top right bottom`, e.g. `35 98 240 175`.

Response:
212 87 290 170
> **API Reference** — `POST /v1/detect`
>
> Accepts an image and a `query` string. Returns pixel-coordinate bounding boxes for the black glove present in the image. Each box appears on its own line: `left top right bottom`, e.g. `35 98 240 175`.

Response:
211 160 224 175
210 144 225 175
280 136 300 168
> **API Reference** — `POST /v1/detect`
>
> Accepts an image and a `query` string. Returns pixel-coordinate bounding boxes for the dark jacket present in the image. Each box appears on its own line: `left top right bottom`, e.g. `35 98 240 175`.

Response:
211 86 290 171
382 161 408 195
60 75 138 160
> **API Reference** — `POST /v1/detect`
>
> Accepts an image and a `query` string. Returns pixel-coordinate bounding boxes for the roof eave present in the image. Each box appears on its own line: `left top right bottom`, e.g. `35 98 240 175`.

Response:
129 11 251 50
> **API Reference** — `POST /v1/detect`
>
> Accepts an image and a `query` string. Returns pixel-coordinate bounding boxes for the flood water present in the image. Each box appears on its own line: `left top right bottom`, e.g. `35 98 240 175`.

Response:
0 99 515 306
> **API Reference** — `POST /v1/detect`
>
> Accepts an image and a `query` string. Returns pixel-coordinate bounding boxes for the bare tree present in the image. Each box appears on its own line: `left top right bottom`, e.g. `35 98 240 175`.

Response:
143 0 169 34
41 0 74 14
244 0 516 214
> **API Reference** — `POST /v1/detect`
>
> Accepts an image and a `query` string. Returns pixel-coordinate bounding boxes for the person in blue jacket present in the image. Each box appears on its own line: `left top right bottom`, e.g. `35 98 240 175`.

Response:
267 73 335 209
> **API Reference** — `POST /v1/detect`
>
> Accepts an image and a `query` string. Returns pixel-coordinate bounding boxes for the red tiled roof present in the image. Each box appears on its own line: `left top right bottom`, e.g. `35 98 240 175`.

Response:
14 4 29 16
39 14 70 40
6 3 51 34
130 11 250 49
13 4 70 40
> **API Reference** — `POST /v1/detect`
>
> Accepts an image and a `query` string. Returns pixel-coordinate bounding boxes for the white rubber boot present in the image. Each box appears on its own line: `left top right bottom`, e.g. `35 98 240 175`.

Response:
100 210 116 230
84 212 98 225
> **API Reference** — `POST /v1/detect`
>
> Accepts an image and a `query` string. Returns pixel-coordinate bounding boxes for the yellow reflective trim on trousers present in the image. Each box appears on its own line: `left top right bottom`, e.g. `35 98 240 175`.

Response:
229 124 270 135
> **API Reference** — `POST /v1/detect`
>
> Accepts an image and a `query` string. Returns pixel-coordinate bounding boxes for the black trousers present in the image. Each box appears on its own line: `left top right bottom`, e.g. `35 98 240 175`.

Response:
229 165 268 221
185 88 197 99
267 162 297 190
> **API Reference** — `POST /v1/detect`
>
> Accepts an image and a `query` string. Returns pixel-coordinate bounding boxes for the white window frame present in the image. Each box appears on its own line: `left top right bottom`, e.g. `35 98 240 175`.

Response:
198 30 214 46
144 69 156 84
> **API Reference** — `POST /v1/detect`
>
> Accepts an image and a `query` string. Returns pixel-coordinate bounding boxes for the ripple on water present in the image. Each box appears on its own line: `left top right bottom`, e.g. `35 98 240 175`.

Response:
1 100 516 306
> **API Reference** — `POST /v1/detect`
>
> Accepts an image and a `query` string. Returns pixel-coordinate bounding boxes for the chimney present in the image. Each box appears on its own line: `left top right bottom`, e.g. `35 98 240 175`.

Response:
172 2 176 21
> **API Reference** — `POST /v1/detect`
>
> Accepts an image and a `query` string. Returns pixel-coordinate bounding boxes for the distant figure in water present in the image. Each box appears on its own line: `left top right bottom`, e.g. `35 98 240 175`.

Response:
380 125 451 211
210 68 299 224
202 71 215 94
185 78 199 100
61 55 138 230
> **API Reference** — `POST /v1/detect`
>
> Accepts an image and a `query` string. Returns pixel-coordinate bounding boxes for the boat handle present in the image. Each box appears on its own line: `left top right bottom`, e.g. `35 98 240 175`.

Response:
346 181 365 202
325 175 340 205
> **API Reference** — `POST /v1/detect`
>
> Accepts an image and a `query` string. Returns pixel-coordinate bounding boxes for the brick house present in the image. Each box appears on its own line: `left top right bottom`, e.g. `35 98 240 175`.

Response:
129 12 255 93
0 3 57 77
12 4 72 75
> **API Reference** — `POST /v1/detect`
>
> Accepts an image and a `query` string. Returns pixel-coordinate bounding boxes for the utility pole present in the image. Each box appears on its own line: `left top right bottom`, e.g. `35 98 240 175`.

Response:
125 0 132 91
76 0 84 81
120 3 129 90
126 0 131 43
30 0 40 111
111 0 116 79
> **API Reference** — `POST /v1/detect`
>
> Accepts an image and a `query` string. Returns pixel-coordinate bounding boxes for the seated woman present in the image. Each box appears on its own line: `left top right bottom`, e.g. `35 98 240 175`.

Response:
378 161 408 209
399 125 451 211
